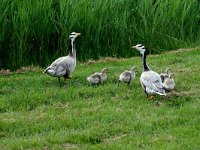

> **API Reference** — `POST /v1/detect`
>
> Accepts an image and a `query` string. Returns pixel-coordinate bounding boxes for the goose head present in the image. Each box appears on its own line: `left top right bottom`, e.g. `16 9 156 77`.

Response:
130 66 135 72
165 69 174 79
160 72 174 83
162 74 170 81
162 73 175 91
102 68 109 74
169 73 174 79
165 69 172 75
132 44 146 55
69 32 81 41
160 73 168 82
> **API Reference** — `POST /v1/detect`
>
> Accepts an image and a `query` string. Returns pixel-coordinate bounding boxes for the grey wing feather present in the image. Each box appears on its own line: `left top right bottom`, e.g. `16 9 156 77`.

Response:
141 71 164 92
54 56 72 75
124 72 131 77
92 74 101 83
87 73 101 84
50 57 65 67
47 56 72 76
44 57 64 73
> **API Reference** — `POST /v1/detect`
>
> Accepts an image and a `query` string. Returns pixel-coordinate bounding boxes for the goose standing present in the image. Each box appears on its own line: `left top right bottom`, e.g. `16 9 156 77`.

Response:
132 44 166 97
87 68 109 86
44 32 81 86
118 66 136 86
160 69 175 91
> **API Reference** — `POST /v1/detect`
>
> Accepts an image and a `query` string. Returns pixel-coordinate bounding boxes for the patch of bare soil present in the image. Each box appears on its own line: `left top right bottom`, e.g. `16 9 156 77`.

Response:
103 133 131 144
0 69 11 75
64 143 79 149
16 66 41 73
167 46 200 54
83 47 200 65
83 57 127 65
166 90 199 97
0 66 41 76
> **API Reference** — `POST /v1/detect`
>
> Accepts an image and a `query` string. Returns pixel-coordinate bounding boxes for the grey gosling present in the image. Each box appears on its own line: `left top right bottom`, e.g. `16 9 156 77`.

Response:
118 66 136 86
87 68 109 86
160 69 175 92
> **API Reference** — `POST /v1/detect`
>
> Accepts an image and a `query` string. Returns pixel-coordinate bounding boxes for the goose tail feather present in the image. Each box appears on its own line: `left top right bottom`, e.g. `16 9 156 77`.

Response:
155 91 166 96
44 67 56 76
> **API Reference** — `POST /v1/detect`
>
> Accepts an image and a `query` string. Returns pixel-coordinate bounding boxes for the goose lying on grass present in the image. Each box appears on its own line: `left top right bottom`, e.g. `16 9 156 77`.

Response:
87 68 109 86
118 66 136 86
132 44 166 98
160 69 175 92
44 32 81 86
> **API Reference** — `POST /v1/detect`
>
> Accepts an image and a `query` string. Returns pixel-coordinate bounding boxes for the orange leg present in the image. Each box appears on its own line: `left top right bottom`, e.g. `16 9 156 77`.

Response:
64 76 72 80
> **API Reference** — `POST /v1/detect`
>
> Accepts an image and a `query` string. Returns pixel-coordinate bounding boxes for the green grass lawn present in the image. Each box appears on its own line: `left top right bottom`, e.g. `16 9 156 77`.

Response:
0 48 200 149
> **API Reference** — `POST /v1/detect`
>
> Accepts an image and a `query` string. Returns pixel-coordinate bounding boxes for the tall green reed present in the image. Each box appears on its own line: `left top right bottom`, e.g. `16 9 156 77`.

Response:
0 0 199 69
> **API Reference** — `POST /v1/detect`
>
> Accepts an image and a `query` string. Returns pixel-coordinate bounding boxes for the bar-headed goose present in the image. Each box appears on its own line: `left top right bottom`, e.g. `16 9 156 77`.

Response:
132 44 166 97
87 68 109 86
118 66 136 86
44 32 81 86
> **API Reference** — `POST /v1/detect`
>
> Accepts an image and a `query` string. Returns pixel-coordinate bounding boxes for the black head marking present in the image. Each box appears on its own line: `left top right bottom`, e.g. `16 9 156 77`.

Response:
138 44 143 47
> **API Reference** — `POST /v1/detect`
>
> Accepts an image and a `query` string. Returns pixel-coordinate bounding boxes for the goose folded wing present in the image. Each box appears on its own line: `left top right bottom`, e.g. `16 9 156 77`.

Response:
123 72 131 80
151 79 164 92
54 57 71 76
124 72 131 77
91 74 101 83
142 73 163 92
50 57 65 67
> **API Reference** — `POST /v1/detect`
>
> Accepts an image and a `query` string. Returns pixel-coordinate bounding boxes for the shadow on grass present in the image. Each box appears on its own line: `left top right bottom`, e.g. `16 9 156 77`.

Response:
152 90 193 108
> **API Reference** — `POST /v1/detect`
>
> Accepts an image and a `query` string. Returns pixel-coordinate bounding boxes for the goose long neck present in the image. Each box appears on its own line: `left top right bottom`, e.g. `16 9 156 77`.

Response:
131 67 135 72
71 39 76 57
69 39 76 58
142 50 150 71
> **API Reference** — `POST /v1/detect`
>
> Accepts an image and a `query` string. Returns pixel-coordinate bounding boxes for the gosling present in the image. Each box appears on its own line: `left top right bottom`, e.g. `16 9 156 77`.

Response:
87 68 109 86
118 66 136 86
160 69 175 91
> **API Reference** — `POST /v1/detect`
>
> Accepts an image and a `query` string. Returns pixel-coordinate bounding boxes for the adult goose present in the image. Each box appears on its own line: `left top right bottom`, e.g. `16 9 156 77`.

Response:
44 32 81 86
132 44 166 97
118 66 136 86
87 68 109 86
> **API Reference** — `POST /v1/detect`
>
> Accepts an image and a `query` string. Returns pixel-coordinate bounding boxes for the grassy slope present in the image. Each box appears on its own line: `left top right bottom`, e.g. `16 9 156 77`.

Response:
0 49 200 149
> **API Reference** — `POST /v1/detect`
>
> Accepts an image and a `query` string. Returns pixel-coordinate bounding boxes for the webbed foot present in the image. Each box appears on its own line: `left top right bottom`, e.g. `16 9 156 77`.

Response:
64 76 72 80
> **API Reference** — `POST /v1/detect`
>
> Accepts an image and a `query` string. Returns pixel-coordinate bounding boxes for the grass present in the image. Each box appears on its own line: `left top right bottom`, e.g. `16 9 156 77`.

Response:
0 0 200 69
0 48 200 149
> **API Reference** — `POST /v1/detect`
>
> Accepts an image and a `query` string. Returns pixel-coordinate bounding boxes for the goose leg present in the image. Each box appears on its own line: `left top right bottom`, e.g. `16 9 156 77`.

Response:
68 76 72 79
64 71 72 80
118 80 121 86
91 83 98 87
97 76 101 86
145 90 149 98
128 77 132 86
58 77 61 87
149 96 155 99
64 76 72 80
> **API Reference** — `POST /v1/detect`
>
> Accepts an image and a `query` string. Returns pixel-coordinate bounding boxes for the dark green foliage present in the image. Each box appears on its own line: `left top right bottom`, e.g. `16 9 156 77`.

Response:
0 0 200 69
